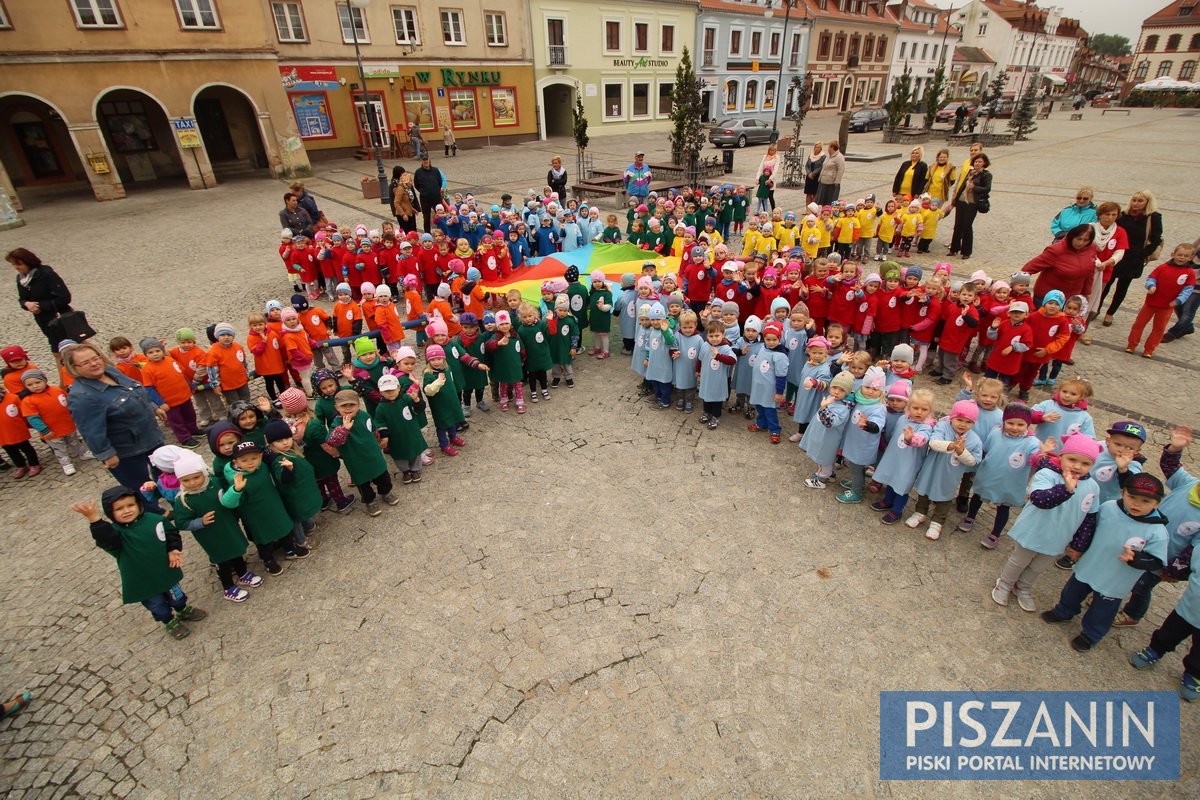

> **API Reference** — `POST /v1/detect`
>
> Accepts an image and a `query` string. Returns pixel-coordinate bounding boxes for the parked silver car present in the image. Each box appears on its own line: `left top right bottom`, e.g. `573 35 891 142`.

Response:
708 118 775 148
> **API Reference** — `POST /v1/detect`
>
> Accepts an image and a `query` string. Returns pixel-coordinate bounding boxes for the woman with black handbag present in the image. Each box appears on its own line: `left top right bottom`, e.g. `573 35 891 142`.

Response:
945 153 992 260
8 248 82 362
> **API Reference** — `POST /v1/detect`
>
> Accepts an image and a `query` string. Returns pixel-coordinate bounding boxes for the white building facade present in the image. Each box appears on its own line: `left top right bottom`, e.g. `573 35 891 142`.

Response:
886 0 962 99
952 1 1081 98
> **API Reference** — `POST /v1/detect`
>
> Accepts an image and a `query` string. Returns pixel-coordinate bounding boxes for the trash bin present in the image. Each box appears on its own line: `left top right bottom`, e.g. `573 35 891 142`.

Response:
722 150 734 174
361 177 382 200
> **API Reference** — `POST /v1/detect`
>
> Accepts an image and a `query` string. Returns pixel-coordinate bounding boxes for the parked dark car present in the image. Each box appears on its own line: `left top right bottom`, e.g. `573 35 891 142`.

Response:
935 101 979 123
708 118 774 148
977 99 1015 118
848 107 888 132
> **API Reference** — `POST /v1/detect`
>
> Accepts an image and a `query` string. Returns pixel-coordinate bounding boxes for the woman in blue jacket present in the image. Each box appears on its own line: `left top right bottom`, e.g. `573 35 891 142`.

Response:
1049 188 1097 240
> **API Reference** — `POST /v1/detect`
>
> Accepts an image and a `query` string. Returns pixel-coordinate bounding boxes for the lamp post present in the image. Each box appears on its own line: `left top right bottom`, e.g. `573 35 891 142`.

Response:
346 0 390 206
766 0 807 144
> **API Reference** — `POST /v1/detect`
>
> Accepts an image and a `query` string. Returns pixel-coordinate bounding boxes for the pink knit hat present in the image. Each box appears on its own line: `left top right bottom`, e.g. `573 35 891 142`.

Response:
1059 434 1102 462
278 387 309 415
950 400 979 422
426 319 448 338
425 344 446 360
495 310 511 325
886 379 912 400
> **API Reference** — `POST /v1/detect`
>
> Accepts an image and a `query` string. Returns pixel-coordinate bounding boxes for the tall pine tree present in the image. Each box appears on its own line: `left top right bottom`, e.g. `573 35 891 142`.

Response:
922 61 948 130
885 68 914 132
1008 73 1039 140
668 46 706 179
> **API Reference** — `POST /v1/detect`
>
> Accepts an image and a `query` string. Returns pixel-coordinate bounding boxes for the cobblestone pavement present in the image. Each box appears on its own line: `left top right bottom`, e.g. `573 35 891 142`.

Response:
0 109 1198 798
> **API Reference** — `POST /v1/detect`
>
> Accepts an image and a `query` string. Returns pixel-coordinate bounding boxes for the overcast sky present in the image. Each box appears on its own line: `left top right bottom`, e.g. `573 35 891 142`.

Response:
924 0 1150 41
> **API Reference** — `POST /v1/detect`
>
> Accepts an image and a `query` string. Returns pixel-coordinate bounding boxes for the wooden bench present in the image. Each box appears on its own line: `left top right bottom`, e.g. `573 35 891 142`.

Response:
572 182 625 206
1035 111 1051 120
1101 108 1131 116
1070 113 1083 120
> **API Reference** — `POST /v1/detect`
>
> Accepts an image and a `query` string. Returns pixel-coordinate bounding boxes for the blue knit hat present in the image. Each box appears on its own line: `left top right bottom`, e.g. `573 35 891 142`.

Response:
1041 289 1066 308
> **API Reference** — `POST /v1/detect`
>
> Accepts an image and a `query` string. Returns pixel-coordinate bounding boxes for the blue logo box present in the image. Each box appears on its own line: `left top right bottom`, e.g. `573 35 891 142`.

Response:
880 691 1180 780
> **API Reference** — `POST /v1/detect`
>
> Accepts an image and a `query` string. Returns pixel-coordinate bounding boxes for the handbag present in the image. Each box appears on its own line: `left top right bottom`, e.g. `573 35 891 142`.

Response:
48 309 97 342
1142 215 1162 265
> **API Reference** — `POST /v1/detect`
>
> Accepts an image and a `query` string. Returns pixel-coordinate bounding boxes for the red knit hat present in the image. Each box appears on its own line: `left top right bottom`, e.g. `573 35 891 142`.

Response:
278 387 309 415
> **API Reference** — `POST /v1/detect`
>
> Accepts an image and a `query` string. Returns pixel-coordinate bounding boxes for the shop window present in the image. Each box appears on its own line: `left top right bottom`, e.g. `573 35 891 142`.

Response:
661 25 675 53
484 11 506 46
725 80 739 111
635 23 648 53
271 1 306 42
338 4 368 43
604 83 624 118
658 82 673 115
632 82 650 116
489 87 518 127
605 20 621 52
71 0 122 27
764 80 775 109
745 80 758 109
448 88 479 129
176 0 219 29
440 8 465 45
402 90 436 132
391 6 420 45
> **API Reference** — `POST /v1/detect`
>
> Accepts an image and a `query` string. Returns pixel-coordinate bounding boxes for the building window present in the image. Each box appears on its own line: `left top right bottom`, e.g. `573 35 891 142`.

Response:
632 82 650 116
745 79 758 109
833 33 845 60
634 22 648 52
849 34 860 60
272 2 306 42
658 82 673 115
440 9 465 45
825 81 838 106
1182 60 1197 80
764 79 775 109
448 88 479 129
769 31 780 58
402 90 435 132
1157 60 1173 77
71 0 122 27
725 80 738 111
489 87 518 126
875 35 887 61
176 0 219 29
702 28 716 65
1191 33 1200 50
1144 35 1158 52
817 32 830 59
864 34 875 61
1133 60 1148 80
484 11 506 46
604 83 623 118
899 42 907 60
730 29 743 56
547 18 566 65
661 24 675 53
1182 3 1195 15
790 32 801 66
750 31 762 58
338 4 368 43
1167 34 1182 52
391 6 419 45
978 23 987 36
605 20 621 52
869 78 880 103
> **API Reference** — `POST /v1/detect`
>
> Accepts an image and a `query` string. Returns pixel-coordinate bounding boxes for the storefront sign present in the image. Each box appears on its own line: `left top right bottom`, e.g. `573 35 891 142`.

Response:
172 118 202 149
280 66 339 92
422 68 501 87
612 57 671 69
364 65 402 78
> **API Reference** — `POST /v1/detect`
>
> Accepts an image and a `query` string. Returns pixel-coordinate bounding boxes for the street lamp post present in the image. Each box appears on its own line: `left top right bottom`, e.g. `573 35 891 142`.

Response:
346 0 390 206
767 0 807 144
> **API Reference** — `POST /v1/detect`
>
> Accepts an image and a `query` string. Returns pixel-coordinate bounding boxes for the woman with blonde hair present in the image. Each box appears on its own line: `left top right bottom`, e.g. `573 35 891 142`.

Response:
891 146 927 198
1099 189 1163 326
803 141 825 205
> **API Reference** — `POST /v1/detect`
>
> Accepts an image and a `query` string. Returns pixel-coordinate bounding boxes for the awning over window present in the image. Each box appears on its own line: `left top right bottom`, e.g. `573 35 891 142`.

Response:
1040 73 1066 85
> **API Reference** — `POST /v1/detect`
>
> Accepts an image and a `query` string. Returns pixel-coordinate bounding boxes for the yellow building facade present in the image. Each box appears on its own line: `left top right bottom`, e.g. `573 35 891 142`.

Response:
0 0 312 204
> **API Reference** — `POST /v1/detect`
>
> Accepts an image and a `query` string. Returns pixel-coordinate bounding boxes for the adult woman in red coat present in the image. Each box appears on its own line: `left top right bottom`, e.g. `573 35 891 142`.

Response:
1021 224 1097 306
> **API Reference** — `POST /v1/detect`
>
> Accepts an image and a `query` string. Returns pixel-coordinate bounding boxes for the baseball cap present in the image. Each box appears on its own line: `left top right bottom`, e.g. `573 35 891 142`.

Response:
1106 421 1147 442
232 441 263 457
1124 473 1165 500
378 374 400 391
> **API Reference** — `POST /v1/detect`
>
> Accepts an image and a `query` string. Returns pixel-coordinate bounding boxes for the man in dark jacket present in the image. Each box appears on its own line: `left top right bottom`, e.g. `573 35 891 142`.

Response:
413 157 445 232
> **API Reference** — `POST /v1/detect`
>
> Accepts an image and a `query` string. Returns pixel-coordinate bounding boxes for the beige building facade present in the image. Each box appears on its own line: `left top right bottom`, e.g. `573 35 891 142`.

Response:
1128 1 1200 87
801 0 899 114
0 0 311 205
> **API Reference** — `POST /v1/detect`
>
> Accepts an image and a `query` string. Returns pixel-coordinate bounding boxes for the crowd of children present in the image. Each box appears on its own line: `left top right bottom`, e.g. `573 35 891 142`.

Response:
21 179 1193 699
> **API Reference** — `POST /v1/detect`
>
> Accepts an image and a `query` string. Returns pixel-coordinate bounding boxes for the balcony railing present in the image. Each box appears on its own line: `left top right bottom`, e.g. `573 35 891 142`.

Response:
549 45 567 66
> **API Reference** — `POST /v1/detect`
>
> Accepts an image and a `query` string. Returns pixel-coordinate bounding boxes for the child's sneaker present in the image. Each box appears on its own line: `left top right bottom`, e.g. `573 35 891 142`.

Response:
990 581 1010 607
788 432 802 442
1129 647 1161 670
707 420 718 430
335 496 357 513
542 389 550 400
476 399 490 412
675 399 685 410
449 436 466 447
870 499 890 512
1111 611 1139 627
402 471 414 485
835 490 862 504
699 413 710 423
163 618 191 640
440 446 460 456
770 433 781 444
62 463 77 476
1016 591 1036 612
1182 673 1200 703
381 492 400 506
838 479 853 490
421 453 434 466
803 474 827 489
365 501 383 516
223 586 250 603
881 511 902 525
409 471 422 483
566 379 575 388
924 521 943 540
285 546 310 560
657 401 670 409
551 377 562 387
176 605 207 622
500 403 510 411
904 513 927 528
743 407 754 419
457 420 470 431
684 402 693 413
1055 555 1075 571
25 465 43 477
517 404 526 414
264 559 284 575
980 532 1000 549
463 405 472 418
958 516 976 532
238 571 264 587
530 393 539 403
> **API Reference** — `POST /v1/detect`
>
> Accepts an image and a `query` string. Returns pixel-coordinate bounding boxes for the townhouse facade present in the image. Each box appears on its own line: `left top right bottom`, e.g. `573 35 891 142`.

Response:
1127 0 1200 87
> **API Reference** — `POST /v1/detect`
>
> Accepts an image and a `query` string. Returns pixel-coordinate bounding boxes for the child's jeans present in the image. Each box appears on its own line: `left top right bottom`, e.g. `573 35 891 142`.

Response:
292 520 310 547
834 242 852 259
498 381 525 407
996 543 1057 593
882 486 909 516
391 456 423 475
983 368 1015 389
966 494 1010 537
261 374 287 402
1122 572 1163 622
193 388 225 425
847 462 868 495
1147 611 1200 677
851 332 868 352
215 556 249 590
754 404 781 435
354 469 393 504
1037 359 1066 383
876 239 891 257
46 433 88 467
553 364 574 382
3 441 39 468
165 401 200 443
435 426 459 449
853 237 875 262
142 584 187 623
1047 575 1123 644
913 494 951 524
313 344 341 371
653 380 673 406
934 348 959 377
